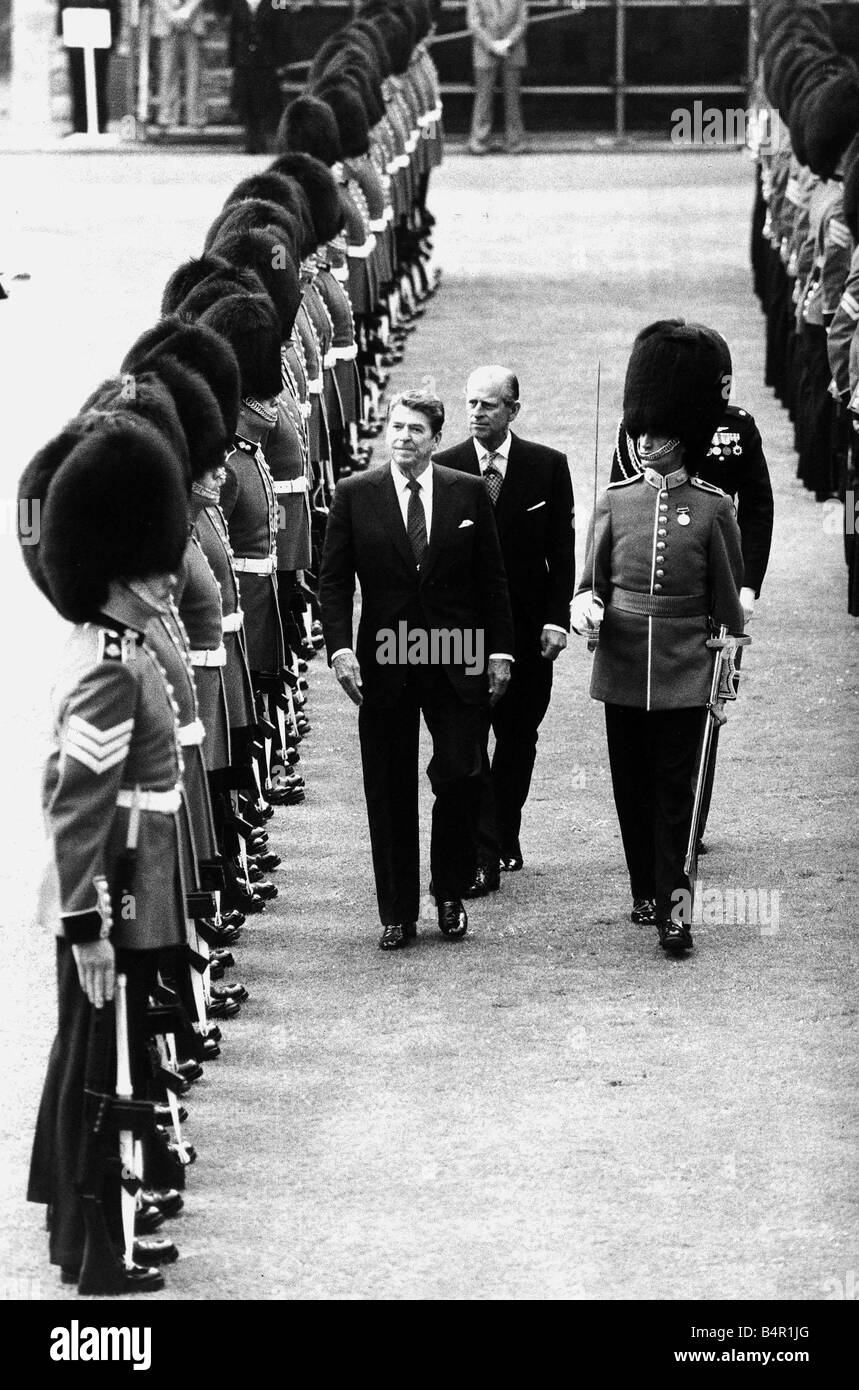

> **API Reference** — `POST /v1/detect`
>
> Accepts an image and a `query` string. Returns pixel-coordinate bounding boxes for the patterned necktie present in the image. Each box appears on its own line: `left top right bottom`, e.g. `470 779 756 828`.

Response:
406 478 428 567
483 454 503 508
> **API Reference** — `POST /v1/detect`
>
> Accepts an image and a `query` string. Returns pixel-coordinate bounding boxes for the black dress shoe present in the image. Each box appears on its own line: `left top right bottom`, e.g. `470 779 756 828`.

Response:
438 900 468 939
176 1059 203 1082
253 880 278 901
630 897 656 925
135 1205 166 1235
140 1187 184 1219
500 844 523 871
251 851 281 871
696 837 708 856
463 863 501 898
220 909 246 928
207 995 240 1020
210 947 235 968
134 1235 179 1265
70 1260 166 1294
378 922 417 951
657 920 694 955
153 1102 188 1126
212 980 249 1003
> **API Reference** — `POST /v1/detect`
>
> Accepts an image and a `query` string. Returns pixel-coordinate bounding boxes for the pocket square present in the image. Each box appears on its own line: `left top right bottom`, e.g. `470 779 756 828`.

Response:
458 518 474 529
526 501 546 512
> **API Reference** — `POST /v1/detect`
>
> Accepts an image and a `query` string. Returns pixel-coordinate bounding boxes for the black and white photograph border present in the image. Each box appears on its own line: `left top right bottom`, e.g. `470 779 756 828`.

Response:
0 0 857 1341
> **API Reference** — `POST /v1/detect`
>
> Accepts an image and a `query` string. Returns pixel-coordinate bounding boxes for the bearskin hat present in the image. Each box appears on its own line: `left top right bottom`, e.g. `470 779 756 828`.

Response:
841 133 859 240
81 371 191 477
37 417 189 623
204 198 304 261
174 265 270 321
623 321 726 466
803 68 859 179
277 95 343 166
209 228 302 339
161 253 233 317
308 30 381 86
269 152 345 244
121 317 241 438
758 1 831 52
18 420 91 602
146 356 232 481
199 294 283 402
312 81 370 158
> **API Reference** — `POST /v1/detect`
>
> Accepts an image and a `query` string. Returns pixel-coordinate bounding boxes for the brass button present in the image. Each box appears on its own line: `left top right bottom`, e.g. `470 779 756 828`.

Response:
656 569 665 577
653 583 663 591
656 541 665 550
658 528 667 536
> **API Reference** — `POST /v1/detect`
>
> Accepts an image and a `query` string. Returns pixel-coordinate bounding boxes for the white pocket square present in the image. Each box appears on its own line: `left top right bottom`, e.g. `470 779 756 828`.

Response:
458 518 474 529
526 501 546 512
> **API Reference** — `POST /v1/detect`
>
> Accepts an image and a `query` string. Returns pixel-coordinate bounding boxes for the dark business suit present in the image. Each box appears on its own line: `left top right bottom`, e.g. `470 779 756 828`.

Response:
433 433 575 860
319 463 515 925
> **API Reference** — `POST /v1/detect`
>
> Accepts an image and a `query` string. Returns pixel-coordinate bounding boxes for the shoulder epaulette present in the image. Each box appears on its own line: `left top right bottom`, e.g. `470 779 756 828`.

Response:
690 476 727 496
608 472 643 489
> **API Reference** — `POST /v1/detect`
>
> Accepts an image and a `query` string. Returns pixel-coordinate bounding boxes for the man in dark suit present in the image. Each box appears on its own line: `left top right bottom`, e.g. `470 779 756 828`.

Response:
319 389 515 950
434 366 575 886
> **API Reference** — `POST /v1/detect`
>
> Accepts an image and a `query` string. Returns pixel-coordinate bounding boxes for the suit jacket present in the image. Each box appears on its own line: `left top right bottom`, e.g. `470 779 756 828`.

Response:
433 433 575 658
319 464 515 708
467 0 528 69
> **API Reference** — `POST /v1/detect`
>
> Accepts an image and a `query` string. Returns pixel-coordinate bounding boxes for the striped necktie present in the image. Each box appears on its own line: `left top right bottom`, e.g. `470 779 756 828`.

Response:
483 453 503 508
406 478 428 567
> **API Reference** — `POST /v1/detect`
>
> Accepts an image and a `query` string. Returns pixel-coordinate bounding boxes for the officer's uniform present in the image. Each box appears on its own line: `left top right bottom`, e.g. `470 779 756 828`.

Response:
579 463 744 940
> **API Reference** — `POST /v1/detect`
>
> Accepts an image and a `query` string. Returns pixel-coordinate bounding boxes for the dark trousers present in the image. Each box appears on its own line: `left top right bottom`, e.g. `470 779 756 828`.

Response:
358 670 483 925
604 704 702 924
28 941 155 1273
476 653 553 861
68 47 111 132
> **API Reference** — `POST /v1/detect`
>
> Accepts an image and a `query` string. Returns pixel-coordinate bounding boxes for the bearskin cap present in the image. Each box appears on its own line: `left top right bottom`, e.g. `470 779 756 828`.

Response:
37 417 189 623
312 81 370 158
161 253 233 317
204 198 304 262
121 317 241 438
623 320 726 466
146 356 232 481
268 152 345 244
209 228 302 339
276 95 343 167
803 68 859 179
199 294 283 402
81 371 191 478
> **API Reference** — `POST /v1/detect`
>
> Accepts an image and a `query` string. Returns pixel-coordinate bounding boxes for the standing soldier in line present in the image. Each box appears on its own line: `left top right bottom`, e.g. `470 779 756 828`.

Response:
611 322 773 852
573 323 745 957
21 416 190 1292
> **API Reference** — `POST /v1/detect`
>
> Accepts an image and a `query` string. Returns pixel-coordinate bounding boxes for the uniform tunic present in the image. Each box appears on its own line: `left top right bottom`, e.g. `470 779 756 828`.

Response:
219 406 284 677
194 501 255 733
583 467 744 711
175 532 230 772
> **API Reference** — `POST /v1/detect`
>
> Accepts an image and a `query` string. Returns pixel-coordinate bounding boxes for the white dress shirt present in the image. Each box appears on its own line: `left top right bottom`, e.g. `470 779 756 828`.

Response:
331 461 514 664
473 434 566 640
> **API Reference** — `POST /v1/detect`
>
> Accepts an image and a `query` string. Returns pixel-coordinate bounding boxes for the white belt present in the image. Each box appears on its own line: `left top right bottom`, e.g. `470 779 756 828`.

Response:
273 476 309 495
189 644 227 668
178 718 205 747
406 134 418 153
332 343 358 361
348 235 376 259
369 216 387 232
117 787 181 814
300 401 313 419
307 375 323 395
323 348 338 369
221 610 244 633
394 154 410 170
332 264 349 282
233 555 275 575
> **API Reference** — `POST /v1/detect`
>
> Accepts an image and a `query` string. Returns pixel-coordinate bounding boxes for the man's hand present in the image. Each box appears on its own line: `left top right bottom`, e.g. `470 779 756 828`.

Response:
739 586 756 625
540 627 567 661
570 591 605 636
333 650 363 706
72 939 116 1009
487 657 512 706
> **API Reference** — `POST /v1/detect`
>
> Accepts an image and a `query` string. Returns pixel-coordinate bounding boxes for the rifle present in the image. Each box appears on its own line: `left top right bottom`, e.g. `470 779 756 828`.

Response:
684 625 752 884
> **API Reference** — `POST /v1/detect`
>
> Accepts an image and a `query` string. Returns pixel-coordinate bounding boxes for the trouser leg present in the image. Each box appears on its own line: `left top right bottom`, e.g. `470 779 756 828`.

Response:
420 678 483 901
469 63 496 149
358 690 421 925
488 654 553 854
501 59 526 145
604 703 656 902
648 708 701 924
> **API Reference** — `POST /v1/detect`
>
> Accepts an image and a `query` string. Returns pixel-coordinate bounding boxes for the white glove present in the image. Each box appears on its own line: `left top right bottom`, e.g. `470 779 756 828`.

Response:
739 586 756 625
571 591 605 636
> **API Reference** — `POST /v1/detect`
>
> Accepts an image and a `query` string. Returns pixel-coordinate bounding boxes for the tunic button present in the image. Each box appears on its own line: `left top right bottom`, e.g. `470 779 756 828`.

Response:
658 528 667 536
660 490 669 499
653 583 663 591
656 569 665 577
659 506 668 514
656 541 665 550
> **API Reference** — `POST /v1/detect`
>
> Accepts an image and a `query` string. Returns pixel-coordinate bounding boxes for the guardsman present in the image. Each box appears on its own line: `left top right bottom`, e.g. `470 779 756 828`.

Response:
610 323 774 852
21 416 189 1293
573 323 745 957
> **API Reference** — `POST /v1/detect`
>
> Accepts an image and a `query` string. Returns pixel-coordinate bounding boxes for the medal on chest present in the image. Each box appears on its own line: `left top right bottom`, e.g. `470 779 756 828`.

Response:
675 505 691 527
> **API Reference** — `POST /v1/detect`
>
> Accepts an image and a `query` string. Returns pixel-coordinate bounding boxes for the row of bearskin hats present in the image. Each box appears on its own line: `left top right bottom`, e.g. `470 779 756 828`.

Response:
758 0 859 236
17 0 437 622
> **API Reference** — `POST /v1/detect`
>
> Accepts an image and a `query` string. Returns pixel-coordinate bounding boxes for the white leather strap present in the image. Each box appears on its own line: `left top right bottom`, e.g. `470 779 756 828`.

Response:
221 611 244 633
189 645 227 668
272 476 309 495
178 718 206 747
117 787 181 814
233 556 275 575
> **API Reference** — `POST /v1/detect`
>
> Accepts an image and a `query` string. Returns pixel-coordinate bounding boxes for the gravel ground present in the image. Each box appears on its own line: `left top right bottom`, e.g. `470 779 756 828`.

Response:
0 149 856 1302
